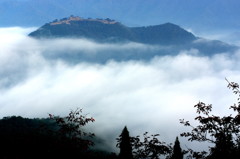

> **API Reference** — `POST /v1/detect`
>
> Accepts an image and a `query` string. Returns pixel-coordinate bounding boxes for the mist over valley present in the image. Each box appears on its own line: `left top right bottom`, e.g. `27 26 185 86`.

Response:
1 1 240 157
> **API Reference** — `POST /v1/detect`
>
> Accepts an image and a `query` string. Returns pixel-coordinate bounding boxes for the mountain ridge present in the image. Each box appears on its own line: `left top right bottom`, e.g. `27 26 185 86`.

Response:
29 16 238 61
29 16 196 45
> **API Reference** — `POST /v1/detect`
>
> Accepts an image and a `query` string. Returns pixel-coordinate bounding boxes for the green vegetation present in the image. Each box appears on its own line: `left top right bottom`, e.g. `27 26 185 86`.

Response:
0 80 239 159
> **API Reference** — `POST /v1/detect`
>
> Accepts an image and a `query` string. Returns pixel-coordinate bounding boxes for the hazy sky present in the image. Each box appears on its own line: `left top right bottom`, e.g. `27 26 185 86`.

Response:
1 0 240 153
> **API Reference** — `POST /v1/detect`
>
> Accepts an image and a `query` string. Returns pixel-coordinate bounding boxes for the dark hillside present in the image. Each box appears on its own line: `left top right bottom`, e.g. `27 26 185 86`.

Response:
29 16 238 61
29 16 196 45
0 116 116 159
131 23 196 45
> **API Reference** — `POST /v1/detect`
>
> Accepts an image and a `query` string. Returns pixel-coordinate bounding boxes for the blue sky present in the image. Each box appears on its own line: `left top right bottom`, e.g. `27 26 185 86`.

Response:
1 0 240 32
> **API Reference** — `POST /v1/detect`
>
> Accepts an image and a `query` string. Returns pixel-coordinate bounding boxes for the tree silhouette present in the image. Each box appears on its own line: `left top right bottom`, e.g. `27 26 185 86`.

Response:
0 111 119 159
170 137 183 159
131 132 172 159
49 108 95 157
116 126 133 159
180 79 240 159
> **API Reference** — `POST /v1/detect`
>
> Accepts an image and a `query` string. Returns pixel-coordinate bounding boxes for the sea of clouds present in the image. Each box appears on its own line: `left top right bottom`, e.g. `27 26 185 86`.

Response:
1 27 240 151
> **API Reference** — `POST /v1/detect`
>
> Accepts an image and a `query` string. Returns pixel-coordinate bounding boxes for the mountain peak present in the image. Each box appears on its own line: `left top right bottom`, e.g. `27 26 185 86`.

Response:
50 16 82 25
29 16 197 45
49 16 118 26
28 16 238 59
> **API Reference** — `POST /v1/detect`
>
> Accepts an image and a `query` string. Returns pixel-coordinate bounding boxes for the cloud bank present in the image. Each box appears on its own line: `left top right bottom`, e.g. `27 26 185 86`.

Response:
1 27 240 151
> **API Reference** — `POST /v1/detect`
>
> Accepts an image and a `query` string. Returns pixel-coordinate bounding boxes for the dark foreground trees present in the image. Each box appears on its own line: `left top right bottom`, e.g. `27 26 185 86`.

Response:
0 109 117 159
49 108 95 151
0 116 58 159
116 126 133 159
131 132 172 159
170 137 184 159
117 127 172 159
180 80 240 159
2 80 240 159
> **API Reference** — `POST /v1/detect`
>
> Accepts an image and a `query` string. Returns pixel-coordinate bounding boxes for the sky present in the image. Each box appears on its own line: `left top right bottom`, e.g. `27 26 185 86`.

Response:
1 0 240 35
1 0 240 45
1 0 240 153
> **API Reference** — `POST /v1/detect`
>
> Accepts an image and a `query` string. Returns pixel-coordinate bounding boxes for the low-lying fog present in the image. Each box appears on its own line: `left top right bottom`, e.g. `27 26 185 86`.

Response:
1 27 240 151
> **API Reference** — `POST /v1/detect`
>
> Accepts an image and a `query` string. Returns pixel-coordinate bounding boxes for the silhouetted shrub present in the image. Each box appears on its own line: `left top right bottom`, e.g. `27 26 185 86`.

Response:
131 132 172 159
0 108 97 159
180 79 240 159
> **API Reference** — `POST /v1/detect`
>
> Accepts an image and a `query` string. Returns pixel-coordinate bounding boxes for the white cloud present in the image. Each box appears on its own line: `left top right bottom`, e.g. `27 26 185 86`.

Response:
0 27 240 151
190 29 240 47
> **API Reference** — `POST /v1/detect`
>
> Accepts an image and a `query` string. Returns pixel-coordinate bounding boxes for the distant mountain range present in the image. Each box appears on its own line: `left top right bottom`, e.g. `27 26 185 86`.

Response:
29 16 238 62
